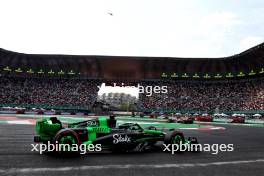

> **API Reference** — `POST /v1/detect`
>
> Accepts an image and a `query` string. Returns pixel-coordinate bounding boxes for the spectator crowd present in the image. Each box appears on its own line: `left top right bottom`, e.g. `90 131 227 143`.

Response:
1 75 264 111
0 76 101 108
139 78 264 111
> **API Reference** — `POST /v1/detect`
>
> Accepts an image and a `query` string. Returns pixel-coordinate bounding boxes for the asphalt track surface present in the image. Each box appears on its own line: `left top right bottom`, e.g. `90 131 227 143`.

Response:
0 123 264 176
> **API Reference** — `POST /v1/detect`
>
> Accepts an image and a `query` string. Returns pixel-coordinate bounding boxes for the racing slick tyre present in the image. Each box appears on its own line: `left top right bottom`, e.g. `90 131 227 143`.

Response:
163 131 185 153
53 129 81 155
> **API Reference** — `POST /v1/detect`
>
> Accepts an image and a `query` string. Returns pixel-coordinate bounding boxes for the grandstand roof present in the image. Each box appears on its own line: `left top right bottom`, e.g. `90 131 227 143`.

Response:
1 43 264 80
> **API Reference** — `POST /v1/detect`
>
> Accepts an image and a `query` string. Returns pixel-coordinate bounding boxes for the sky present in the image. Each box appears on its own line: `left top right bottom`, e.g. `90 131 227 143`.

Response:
0 0 264 97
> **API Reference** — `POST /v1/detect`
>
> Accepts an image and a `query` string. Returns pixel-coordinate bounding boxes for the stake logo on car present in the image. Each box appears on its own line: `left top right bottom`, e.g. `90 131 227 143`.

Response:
86 121 98 126
113 134 131 144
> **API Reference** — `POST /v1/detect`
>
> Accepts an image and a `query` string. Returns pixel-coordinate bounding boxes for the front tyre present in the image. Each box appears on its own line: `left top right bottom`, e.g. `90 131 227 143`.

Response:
164 131 185 152
53 129 80 155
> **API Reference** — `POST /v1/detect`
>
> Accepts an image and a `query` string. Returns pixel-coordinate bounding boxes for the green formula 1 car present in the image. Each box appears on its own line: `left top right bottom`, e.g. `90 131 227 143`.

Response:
34 116 198 153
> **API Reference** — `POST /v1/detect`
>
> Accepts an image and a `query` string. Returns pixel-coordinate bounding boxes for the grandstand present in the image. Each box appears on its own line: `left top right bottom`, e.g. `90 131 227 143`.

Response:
139 78 264 114
0 42 264 114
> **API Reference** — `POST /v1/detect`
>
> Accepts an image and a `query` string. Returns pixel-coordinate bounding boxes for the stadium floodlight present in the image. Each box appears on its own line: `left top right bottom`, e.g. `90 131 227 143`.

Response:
248 70 256 76
171 73 178 78
48 70 55 74
226 73 234 78
58 70 65 75
15 68 23 73
214 74 222 78
3 66 11 71
203 74 211 78
182 73 189 78
27 69 34 74
68 70 76 75
193 74 200 78
237 72 245 77
37 69 44 74
161 73 168 78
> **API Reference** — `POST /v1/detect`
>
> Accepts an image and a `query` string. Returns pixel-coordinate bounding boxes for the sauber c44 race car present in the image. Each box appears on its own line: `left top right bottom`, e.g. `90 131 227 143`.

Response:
34 116 198 154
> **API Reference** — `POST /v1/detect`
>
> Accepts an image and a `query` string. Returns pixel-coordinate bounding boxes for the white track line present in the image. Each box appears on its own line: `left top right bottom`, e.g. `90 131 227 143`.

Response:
0 159 264 173
7 120 32 125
